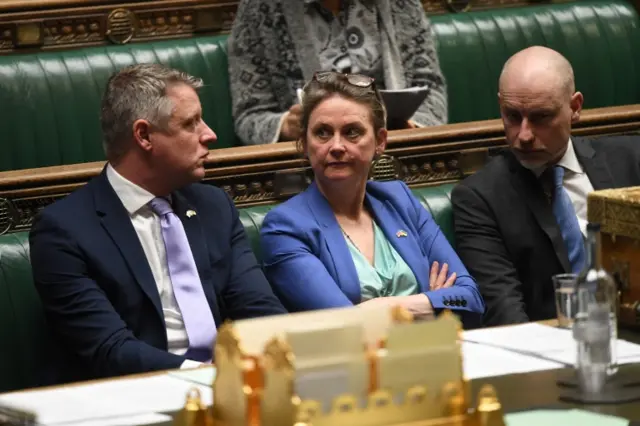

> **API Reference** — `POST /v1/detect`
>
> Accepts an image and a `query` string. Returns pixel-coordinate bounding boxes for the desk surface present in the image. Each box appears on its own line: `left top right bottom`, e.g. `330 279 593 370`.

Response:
3 322 639 422
473 325 640 420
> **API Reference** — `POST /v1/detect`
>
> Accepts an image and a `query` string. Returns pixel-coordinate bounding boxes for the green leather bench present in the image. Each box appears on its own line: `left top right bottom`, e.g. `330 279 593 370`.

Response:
0 183 454 393
0 0 638 171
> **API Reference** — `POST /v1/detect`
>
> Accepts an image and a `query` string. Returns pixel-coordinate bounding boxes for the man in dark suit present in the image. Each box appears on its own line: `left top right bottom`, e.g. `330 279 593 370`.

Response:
30 63 287 381
451 46 640 326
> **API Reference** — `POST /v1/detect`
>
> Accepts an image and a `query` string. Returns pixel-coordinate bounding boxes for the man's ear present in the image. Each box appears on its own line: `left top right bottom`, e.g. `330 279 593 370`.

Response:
570 91 584 123
133 119 153 152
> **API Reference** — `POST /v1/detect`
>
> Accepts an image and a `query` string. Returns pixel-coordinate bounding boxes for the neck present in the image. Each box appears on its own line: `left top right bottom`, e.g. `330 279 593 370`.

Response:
110 154 173 197
317 178 367 220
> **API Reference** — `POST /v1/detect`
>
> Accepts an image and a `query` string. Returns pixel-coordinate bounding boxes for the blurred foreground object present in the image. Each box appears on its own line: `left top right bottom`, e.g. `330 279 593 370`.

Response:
175 305 506 426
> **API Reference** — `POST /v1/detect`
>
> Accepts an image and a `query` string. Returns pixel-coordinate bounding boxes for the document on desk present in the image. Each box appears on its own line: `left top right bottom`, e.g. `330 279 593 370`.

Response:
505 408 628 426
462 323 640 367
461 341 563 379
0 374 212 425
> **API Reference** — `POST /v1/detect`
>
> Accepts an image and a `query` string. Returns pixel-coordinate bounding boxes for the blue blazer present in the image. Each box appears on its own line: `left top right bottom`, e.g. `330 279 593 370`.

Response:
260 180 484 326
29 169 286 382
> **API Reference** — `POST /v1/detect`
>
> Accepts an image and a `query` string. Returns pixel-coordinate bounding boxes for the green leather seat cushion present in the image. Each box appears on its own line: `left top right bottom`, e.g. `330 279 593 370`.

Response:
0 183 454 393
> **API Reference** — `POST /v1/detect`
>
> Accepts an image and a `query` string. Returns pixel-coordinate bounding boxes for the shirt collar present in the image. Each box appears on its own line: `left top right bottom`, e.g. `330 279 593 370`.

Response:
106 163 156 216
529 138 583 177
556 137 584 175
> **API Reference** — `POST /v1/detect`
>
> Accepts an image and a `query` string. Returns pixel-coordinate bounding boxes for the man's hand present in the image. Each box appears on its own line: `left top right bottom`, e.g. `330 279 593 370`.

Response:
280 104 303 141
429 261 456 290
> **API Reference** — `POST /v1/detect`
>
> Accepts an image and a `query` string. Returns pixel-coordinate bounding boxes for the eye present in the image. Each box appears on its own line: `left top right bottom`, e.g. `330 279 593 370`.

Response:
529 112 553 123
345 127 362 139
505 110 521 123
314 126 332 140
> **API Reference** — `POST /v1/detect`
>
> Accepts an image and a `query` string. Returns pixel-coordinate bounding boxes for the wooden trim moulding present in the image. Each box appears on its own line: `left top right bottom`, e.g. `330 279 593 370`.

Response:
0 104 639 235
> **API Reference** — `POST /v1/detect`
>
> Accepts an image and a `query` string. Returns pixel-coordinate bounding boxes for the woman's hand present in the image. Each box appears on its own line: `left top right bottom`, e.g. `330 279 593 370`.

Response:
429 261 456 290
359 294 434 320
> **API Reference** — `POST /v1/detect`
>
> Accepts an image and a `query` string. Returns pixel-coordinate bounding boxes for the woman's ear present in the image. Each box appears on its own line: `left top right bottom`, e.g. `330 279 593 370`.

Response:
375 128 388 155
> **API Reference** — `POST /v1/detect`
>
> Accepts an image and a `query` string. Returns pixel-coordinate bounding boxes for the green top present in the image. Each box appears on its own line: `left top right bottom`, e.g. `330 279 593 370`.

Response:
344 221 420 301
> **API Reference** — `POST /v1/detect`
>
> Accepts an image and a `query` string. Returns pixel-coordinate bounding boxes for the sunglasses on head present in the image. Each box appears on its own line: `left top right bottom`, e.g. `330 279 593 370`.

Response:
313 71 375 88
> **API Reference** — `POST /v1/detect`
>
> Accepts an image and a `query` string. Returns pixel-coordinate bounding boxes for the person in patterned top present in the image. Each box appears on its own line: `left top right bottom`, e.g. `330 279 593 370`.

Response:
227 0 448 146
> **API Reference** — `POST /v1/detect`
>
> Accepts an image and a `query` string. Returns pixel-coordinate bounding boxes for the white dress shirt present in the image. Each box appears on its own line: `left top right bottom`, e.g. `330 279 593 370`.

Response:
556 138 594 237
106 165 202 369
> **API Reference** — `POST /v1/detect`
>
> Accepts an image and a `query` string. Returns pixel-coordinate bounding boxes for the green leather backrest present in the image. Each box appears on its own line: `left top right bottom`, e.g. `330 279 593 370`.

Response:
430 0 640 123
0 183 454 393
0 233 53 393
0 35 236 172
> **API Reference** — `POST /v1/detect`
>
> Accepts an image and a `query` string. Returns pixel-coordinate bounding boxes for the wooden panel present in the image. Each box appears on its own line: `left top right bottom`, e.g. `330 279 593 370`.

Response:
0 104 638 235
0 0 573 53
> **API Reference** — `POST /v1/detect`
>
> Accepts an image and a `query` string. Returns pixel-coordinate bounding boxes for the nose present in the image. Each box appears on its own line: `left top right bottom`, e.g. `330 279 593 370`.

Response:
517 118 535 144
328 133 346 154
200 122 217 146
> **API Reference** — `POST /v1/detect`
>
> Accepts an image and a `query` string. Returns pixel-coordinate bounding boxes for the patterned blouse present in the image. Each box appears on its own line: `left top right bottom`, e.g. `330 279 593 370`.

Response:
304 0 386 86
228 0 448 146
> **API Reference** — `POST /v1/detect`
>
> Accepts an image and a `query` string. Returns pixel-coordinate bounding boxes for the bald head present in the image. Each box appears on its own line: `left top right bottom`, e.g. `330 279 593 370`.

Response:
499 46 575 99
497 46 584 171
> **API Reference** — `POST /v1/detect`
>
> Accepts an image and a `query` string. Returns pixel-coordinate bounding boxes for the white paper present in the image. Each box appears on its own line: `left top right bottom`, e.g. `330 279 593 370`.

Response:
0 374 213 425
462 323 640 367
463 323 573 354
461 341 563 379
58 413 172 426
168 366 217 387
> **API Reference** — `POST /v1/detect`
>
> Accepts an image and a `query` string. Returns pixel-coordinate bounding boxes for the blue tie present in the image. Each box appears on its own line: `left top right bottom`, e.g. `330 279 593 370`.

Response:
552 166 586 273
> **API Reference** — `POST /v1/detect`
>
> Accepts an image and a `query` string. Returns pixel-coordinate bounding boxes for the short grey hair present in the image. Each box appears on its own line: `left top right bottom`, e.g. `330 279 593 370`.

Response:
100 63 203 161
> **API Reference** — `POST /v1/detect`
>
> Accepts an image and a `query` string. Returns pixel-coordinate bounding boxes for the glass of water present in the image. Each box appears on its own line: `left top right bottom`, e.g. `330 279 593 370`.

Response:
553 273 578 328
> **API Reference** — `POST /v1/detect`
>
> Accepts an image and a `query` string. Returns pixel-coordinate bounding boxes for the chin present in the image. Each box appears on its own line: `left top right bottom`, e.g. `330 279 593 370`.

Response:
515 155 548 171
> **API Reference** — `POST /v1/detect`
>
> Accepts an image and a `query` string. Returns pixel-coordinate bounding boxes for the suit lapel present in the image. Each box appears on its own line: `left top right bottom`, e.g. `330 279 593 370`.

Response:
507 154 572 273
306 182 361 303
366 193 431 292
282 1 321 81
573 136 615 190
93 170 164 321
171 192 221 326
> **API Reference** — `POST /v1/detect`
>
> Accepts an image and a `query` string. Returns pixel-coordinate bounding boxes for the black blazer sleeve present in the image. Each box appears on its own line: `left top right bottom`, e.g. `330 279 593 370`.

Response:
451 182 529 326
30 212 186 378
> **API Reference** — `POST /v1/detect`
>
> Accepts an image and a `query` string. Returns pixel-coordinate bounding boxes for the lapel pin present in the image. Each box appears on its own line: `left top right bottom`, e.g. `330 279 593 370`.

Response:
186 210 197 218
396 230 408 238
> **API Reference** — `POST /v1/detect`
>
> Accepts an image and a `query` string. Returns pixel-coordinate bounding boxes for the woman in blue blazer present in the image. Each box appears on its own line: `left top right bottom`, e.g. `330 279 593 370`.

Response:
260 72 484 327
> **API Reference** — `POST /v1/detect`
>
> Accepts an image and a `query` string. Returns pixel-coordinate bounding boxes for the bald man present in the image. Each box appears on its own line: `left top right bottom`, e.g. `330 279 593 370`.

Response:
451 46 640 326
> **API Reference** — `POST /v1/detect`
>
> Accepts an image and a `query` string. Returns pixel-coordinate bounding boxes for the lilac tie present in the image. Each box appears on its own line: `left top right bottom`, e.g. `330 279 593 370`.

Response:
149 197 216 362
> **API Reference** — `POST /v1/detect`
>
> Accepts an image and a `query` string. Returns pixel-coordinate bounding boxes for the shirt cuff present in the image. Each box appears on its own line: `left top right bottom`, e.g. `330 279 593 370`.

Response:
180 359 204 369
270 112 289 144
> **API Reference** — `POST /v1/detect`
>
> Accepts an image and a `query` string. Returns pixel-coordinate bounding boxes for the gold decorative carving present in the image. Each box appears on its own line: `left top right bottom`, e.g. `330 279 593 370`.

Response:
0 198 16 236
442 0 472 13
195 5 237 32
402 154 463 185
106 8 135 44
588 187 640 240
137 10 195 39
43 18 103 46
16 22 42 46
